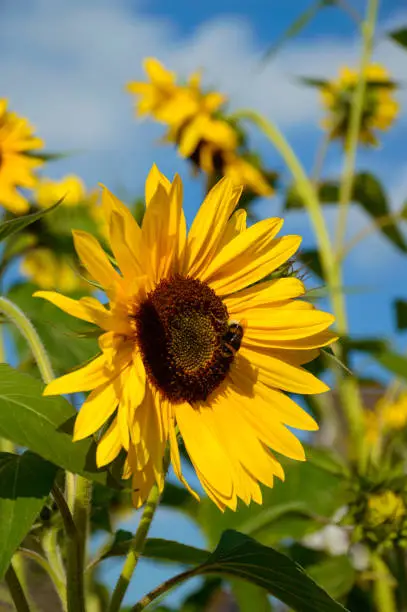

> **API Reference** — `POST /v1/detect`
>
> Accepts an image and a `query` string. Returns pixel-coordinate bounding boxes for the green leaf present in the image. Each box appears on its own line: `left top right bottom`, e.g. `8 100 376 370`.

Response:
299 249 324 280
196 454 350 549
0 199 63 243
352 173 407 253
297 77 329 88
287 173 407 253
307 556 356 600
184 531 347 612
395 299 407 331
7 283 98 376
230 579 273 612
0 364 119 487
389 27 407 50
101 532 210 566
261 0 333 62
372 350 407 381
0 451 58 580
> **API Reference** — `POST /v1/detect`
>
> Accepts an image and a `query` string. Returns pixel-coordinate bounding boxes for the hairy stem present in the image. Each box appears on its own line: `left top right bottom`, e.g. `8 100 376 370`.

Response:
130 568 197 612
0 296 54 383
108 482 162 612
5 563 31 612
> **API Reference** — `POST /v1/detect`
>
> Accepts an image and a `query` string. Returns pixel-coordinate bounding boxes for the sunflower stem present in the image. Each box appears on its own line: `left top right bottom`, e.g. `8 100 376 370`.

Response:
5 562 31 612
108 481 162 612
372 554 397 612
129 568 198 612
0 296 54 383
334 0 379 253
232 108 366 468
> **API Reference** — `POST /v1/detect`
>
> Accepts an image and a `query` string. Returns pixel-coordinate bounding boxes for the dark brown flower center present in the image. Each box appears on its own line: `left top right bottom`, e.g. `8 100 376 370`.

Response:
134 275 234 403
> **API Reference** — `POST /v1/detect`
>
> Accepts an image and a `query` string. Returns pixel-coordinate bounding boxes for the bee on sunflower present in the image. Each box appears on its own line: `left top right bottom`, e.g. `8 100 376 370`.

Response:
127 59 273 197
0 99 44 215
320 64 399 146
36 166 336 510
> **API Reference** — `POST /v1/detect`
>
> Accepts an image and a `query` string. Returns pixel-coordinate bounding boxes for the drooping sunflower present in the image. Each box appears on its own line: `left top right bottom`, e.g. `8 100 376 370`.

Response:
127 60 274 197
320 64 399 146
0 99 44 214
36 166 336 510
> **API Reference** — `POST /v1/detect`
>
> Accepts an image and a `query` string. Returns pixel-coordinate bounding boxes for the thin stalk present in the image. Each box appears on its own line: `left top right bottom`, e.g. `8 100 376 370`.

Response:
372 554 397 612
41 528 68 608
335 0 379 252
396 545 407 612
231 109 365 464
18 548 67 608
311 131 331 186
0 296 54 383
130 568 197 612
52 484 87 612
5 563 31 612
108 482 162 612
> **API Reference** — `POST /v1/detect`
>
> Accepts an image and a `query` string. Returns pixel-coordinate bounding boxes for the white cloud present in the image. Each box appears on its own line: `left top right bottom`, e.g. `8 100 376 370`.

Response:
2 0 407 187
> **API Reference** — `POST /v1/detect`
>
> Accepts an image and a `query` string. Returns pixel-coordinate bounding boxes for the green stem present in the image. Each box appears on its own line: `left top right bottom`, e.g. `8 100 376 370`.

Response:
108 482 162 612
18 548 67 609
130 568 197 612
52 483 87 612
372 555 397 612
5 563 31 612
41 527 68 609
396 545 407 612
335 0 379 252
0 296 54 383
232 109 365 465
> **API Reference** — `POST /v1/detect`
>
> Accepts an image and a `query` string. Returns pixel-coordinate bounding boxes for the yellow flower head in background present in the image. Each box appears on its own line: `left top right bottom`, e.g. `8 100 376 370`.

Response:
36 166 335 510
0 99 44 215
127 59 273 197
364 391 407 445
366 491 405 529
21 248 83 293
320 64 399 146
35 175 86 208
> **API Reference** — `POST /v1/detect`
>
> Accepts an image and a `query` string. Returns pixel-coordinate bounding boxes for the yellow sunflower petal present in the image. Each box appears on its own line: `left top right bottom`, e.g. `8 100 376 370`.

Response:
203 226 301 296
240 347 328 394
224 277 305 314
168 409 200 501
34 291 130 333
186 178 241 278
73 380 120 441
96 418 122 467
242 307 335 342
43 354 108 395
209 392 283 489
145 163 171 206
72 230 121 290
218 209 247 250
175 401 234 498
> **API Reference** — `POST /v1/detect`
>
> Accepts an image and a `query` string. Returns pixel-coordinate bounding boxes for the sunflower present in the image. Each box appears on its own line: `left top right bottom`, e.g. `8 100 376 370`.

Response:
0 99 44 214
320 64 399 146
36 166 336 510
35 175 87 208
22 248 84 292
127 60 274 197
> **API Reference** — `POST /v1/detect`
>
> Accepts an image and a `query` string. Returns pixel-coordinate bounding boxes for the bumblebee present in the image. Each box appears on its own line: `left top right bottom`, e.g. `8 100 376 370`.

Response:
221 320 246 357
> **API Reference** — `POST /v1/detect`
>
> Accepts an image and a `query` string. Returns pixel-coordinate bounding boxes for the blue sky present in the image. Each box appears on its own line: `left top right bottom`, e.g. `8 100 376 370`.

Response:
2 0 407 606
